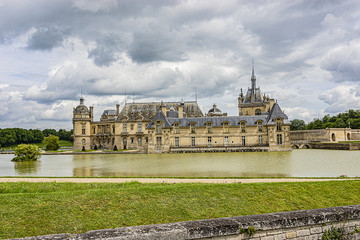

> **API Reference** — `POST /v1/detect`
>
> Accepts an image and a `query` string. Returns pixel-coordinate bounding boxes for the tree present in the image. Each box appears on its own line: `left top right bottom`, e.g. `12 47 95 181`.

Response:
44 135 60 151
42 129 57 137
12 144 41 162
290 119 306 130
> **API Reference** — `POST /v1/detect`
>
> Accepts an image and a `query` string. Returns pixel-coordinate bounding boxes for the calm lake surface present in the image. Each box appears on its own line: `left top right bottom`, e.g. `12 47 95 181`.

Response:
0 149 359 177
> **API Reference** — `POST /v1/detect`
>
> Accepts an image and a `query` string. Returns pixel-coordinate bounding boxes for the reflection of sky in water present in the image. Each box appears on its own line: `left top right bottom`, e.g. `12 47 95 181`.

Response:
0 149 359 177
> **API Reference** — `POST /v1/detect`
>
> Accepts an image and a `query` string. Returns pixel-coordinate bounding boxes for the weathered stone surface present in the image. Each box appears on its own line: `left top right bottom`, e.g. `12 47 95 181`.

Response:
12 205 360 240
179 218 239 239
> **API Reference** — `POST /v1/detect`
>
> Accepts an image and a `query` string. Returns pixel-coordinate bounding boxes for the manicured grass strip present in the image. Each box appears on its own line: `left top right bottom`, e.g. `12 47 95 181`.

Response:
1 181 360 239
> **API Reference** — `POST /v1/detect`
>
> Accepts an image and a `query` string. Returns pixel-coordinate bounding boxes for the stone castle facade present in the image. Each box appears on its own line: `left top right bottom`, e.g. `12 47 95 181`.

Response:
73 66 291 152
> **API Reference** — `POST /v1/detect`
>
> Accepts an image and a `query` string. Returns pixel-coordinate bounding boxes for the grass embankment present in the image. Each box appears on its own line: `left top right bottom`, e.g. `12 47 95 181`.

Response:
2 140 73 150
1 180 360 239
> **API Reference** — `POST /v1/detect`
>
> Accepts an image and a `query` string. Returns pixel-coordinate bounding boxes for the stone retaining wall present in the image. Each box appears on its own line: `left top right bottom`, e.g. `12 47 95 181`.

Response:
17 205 360 240
170 146 269 153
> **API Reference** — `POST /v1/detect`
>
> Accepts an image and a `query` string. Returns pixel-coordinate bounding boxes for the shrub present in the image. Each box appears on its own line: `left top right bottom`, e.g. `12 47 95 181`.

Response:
94 145 98 150
12 144 41 162
113 145 118 151
82 146 85 151
44 135 60 151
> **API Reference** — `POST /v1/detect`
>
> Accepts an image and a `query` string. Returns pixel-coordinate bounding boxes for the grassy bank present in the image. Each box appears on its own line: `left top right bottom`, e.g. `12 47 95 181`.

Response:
2 140 73 150
1 180 360 239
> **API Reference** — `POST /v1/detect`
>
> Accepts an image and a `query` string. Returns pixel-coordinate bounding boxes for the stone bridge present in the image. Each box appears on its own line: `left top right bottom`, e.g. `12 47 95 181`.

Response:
291 140 312 149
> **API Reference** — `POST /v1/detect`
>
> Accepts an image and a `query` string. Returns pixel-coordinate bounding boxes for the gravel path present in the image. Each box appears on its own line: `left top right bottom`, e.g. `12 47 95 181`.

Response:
0 178 355 184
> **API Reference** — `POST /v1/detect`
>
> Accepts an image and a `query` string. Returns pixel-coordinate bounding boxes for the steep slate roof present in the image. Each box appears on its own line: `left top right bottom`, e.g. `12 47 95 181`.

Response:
147 102 290 128
244 87 263 103
148 110 172 128
166 115 269 127
117 101 203 121
102 110 117 116
267 103 290 124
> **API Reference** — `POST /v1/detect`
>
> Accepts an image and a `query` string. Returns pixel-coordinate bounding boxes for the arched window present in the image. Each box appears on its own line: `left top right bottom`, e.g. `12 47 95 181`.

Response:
207 123 212 133
255 109 261 115
81 139 86 145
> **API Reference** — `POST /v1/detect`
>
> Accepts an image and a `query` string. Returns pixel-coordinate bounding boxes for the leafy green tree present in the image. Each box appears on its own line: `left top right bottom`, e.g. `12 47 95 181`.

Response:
290 119 306 130
12 144 41 161
42 129 57 137
0 129 16 147
44 135 60 151
334 118 346 128
30 129 44 143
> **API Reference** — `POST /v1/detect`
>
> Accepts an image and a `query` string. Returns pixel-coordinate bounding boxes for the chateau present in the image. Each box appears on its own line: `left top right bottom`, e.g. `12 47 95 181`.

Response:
73 65 291 152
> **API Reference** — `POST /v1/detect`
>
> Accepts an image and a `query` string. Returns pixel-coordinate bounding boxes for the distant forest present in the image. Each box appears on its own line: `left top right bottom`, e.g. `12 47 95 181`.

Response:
291 109 360 131
0 128 73 147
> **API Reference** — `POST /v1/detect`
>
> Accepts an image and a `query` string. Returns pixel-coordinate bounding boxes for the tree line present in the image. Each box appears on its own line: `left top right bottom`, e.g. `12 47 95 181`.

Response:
0 128 73 147
291 109 360 131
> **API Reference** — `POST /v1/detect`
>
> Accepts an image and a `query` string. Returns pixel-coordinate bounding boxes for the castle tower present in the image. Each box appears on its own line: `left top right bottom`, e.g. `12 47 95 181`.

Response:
72 97 92 150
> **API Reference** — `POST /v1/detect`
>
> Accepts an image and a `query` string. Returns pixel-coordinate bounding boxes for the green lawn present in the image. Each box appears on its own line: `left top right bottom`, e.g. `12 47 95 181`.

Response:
2 140 73 150
1 180 360 239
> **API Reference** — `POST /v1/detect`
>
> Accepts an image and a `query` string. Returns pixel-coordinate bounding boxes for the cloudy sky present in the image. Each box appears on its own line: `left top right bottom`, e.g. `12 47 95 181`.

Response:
1 0 360 130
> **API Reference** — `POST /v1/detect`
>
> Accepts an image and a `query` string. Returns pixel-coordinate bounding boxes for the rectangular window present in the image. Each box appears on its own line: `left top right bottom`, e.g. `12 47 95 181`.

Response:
112 126 115 133
208 136 212 146
277 134 283 145
174 123 179 134
156 137 162 150
175 137 179 147
207 123 212 133
103 126 106 134
191 137 195 147
241 122 246 133
191 123 195 133
93 127 95 134
123 122 127 132
225 136 229 147
277 122 282 131
242 136 246 146
82 124 86 135
156 124 162 134
138 122 142 133
259 135 263 145
258 122 263 132
138 137 142 146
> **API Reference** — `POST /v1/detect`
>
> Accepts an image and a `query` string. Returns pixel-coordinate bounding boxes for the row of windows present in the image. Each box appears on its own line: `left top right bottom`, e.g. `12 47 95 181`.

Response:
171 135 275 147
83 121 283 136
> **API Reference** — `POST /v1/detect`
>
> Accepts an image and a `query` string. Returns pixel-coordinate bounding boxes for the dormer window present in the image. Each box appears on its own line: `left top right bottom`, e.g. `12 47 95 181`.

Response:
207 123 212 133
240 122 246 133
276 121 282 131
156 124 162 134
223 122 229 133
257 121 263 132
255 109 261 115
190 123 196 134
123 122 127 132
174 123 179 134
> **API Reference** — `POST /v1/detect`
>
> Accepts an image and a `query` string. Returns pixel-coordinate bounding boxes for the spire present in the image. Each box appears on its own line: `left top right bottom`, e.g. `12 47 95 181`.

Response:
251 59 256 94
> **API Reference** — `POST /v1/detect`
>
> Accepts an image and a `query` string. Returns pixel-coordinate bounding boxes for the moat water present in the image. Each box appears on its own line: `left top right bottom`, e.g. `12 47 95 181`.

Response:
0 149 359 177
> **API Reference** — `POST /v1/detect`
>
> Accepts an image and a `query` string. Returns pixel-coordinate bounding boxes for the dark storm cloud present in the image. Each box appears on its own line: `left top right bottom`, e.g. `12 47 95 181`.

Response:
88 34 126 67
128 27 187 63
26 27 71 51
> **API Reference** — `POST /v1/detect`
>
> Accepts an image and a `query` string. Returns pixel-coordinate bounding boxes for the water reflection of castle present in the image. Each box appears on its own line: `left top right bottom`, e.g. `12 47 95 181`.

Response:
73 64 291 153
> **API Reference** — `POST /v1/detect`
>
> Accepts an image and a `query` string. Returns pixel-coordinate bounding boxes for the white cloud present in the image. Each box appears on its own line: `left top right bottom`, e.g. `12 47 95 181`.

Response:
0 0 360 129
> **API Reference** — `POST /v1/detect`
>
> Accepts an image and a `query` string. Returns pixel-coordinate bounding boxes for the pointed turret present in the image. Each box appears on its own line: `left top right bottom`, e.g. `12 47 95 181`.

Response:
251 59 256 94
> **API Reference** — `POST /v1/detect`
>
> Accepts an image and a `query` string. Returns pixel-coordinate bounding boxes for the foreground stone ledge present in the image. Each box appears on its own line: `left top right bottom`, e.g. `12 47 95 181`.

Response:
14 205 360 240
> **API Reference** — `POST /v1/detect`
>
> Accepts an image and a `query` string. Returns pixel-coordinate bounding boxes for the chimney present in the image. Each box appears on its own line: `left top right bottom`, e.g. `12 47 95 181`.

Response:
90 106 94 119
178 103 184 118
116 104 120 115
161 101 167 116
